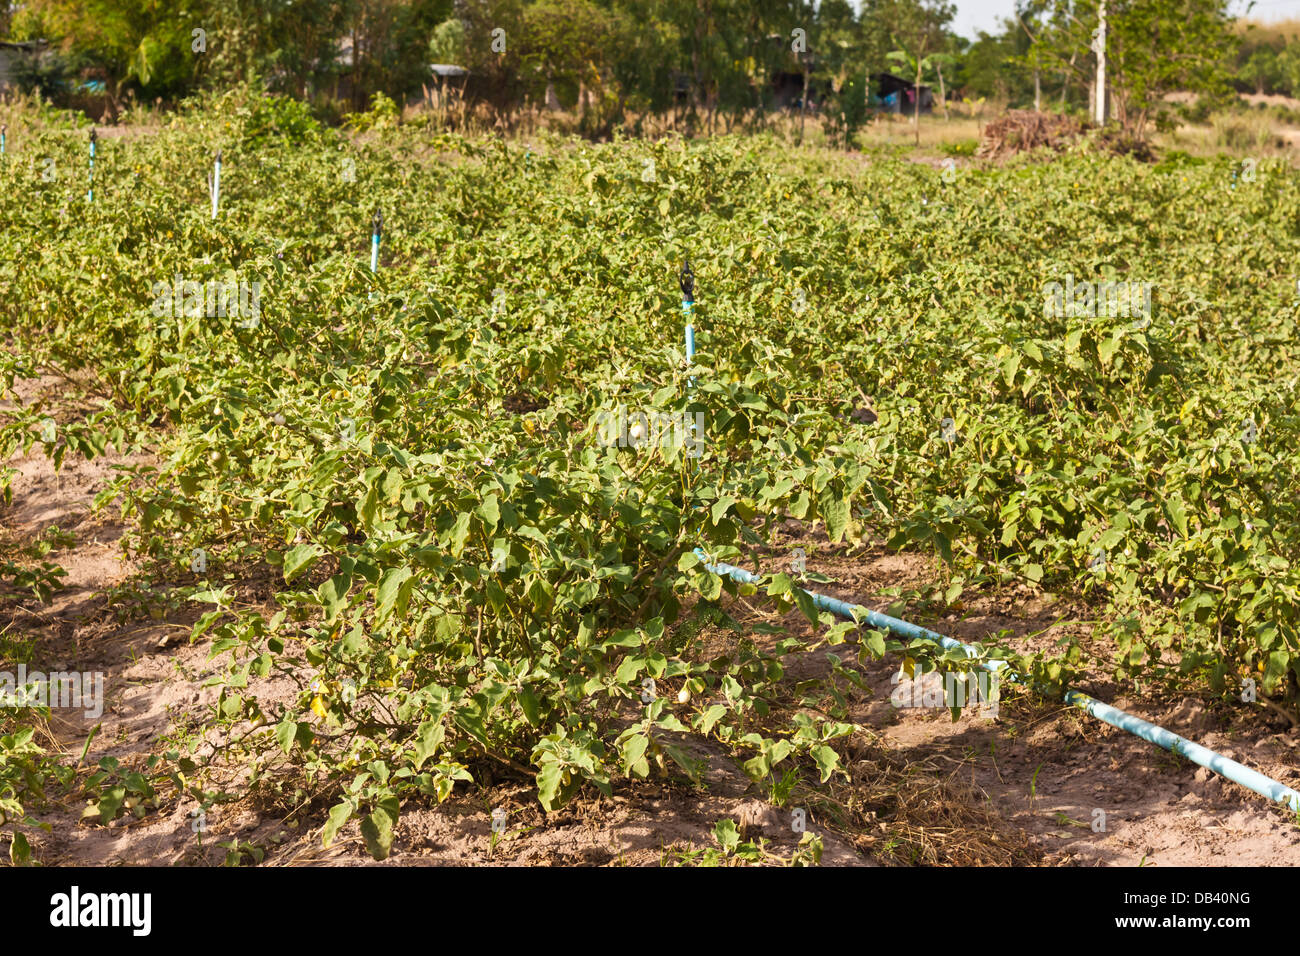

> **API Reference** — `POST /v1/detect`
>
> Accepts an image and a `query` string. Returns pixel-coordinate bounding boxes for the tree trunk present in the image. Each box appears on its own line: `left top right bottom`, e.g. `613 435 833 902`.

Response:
1062 49 1076 108
105 78 122 123
936 62 948 120
799 67 809 143
1095 0 1107 126
690 1 704 134
913 65 921 146
352 27 363 111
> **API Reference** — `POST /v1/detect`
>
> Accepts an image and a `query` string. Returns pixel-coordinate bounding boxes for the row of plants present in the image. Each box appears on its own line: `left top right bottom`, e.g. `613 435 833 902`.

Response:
0 89 1296 857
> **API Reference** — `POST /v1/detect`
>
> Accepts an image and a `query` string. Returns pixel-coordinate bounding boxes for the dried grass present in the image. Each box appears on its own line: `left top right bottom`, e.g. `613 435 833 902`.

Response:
977 110 1088 160
804 734 1045 866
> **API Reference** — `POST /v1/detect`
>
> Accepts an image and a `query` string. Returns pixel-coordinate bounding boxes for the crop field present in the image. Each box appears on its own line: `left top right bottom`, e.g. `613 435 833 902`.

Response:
1 92 1298 868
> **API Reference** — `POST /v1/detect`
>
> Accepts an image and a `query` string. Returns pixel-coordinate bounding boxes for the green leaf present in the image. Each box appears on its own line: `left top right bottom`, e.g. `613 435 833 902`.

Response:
318 573 351 623
603 629 642 648
621 733 650 777
615 655 645 684
696 704 727 734
477 494 500 532
790 491 811 518
275 719 299 755
375 566 415 624
792 587 818 625
822 494 850 544
282 543 322 584
714 818 740 852
1097 332 1121 366
413 719 445 770
766 573 793 597
9 832 30 866
449 511 472 556
711 497 736 525
94 785 127 825
1002 351 1021 385
810 745 839 783
1164 496 1188 538
322 801 353 848
518 686 540 726
537 761 565 811
361 807 395 860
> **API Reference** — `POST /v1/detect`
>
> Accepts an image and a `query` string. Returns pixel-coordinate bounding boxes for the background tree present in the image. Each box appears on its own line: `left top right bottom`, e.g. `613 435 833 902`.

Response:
0 0 1255 140
197 0 352 98
1240 46 1279 94
1034 0 1236 136
877 0 955 142
13 0 196 114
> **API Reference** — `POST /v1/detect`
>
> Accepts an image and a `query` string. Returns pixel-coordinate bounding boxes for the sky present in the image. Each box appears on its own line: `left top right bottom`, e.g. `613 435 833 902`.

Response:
950 0 1018 39
949 0 1300 41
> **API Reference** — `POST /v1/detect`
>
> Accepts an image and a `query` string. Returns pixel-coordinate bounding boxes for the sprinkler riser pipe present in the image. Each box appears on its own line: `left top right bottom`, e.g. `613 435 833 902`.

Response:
211 156 221 219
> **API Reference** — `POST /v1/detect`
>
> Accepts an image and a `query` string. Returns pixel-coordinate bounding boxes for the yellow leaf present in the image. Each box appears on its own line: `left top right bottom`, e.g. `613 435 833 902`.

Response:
311 694 328 718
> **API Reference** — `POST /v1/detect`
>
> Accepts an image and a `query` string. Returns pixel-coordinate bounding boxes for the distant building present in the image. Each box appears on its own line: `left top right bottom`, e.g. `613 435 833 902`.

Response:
770 71 825 111
429 64 468 80
424 63 470 110
871 72 933 114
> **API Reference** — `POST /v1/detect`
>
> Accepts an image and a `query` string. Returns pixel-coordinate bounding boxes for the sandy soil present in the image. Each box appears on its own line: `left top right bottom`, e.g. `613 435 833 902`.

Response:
756 525 1300 866
1 407 877 866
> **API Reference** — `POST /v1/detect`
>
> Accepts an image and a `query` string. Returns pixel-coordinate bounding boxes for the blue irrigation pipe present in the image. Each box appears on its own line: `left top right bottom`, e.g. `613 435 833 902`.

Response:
370 206 383 273
695 551 1300 814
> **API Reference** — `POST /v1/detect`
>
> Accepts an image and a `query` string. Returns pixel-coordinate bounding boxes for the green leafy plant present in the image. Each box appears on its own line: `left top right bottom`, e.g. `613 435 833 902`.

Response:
2 99 1297 861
